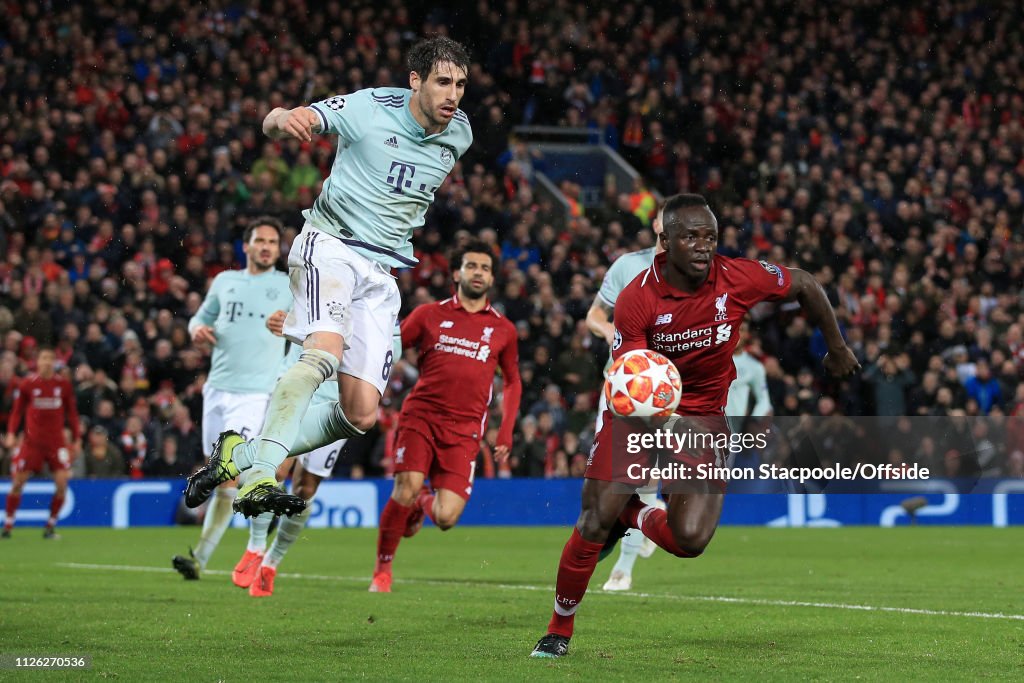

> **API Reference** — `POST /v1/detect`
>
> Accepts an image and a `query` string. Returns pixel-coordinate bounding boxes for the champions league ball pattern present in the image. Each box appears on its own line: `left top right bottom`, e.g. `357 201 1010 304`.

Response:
604 349 682 418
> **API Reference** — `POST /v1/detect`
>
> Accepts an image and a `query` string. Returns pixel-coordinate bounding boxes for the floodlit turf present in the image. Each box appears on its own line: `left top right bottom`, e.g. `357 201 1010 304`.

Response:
1 526 1022 680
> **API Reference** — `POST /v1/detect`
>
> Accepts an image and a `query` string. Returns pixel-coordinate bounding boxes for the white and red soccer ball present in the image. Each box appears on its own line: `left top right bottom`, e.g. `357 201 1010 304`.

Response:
604 349 682 418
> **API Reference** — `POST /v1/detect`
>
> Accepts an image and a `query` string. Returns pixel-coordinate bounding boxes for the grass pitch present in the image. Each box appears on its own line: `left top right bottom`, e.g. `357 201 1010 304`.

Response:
1 525 1022 680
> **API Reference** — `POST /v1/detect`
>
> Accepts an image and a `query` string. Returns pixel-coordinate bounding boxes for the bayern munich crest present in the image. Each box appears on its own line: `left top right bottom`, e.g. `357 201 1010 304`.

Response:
440 146 453 166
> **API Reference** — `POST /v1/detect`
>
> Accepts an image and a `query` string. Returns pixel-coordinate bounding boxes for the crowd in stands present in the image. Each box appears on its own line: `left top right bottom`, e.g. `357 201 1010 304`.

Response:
2 0 1024 481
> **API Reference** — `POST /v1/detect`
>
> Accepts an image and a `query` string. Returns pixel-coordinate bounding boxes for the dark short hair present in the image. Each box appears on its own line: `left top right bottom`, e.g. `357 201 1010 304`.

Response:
243 216 283 243
452 239 498 272
407 36 471 81
662 193 712 232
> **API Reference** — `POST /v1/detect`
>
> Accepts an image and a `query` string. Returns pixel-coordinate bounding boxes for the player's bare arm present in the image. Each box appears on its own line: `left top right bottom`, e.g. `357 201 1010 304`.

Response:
585 297 615 345
785 268 861 376
262 106 320 142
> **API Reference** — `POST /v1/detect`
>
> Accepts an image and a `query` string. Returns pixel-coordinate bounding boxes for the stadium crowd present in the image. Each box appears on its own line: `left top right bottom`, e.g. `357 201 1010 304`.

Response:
1 0 1024 482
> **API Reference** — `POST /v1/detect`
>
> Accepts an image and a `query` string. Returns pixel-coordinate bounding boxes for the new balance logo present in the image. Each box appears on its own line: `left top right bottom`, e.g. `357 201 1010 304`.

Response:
384 136 399 149
440 320 454 328
655 313 673 325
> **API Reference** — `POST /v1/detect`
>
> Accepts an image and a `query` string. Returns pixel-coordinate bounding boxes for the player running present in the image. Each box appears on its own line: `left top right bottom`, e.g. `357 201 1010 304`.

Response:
185 36 474 519
172 217 290 579
370 241 521 593
3 347 80 539
531 193 861 658
587 205 667 592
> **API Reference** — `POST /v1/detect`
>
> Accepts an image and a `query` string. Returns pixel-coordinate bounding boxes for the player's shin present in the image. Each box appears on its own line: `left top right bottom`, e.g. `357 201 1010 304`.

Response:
245 349 338 476
4 492 22 531
375 499 414 574
46 493 65 530
193 486 238 568
248 511 274 553
547 529 604 638
264 499 313 569
287 401 366 456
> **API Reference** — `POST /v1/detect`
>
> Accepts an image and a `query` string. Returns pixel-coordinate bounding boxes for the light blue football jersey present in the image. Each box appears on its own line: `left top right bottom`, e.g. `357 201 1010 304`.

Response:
304 87 473 269
597 246 658 308
597 246 658 373
189 269 292 394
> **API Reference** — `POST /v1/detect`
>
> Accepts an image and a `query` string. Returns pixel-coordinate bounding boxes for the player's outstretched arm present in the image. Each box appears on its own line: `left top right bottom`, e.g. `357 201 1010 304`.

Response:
786 268 861 377
263 106 320 142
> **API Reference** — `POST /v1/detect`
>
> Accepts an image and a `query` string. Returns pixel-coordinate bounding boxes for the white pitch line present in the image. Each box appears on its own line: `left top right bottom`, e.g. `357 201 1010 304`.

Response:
56 562 1024 622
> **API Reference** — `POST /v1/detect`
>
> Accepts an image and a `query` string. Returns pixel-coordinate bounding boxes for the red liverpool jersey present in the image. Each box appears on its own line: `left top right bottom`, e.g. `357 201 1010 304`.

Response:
400 294 521 446
7 373 81 447
613 252 792 414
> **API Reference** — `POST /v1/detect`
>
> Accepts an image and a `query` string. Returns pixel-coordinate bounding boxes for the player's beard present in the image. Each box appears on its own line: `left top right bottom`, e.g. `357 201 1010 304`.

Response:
458 281 488 300
251 255 276 273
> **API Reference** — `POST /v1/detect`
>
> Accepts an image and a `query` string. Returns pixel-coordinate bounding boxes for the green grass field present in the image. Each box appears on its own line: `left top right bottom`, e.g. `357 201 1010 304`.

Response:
2 526 1022 680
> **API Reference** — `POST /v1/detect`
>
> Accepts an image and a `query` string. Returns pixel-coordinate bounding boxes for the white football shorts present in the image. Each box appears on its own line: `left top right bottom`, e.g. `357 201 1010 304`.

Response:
201 385 270 457
284 224 402 395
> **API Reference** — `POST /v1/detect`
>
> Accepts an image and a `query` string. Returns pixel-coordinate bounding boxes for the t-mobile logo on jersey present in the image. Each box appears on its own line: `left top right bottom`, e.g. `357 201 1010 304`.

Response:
387 161 416 194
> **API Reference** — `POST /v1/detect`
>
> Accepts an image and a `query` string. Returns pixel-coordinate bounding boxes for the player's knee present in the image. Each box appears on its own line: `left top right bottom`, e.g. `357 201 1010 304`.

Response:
348 410 377 432
575 508 612 543
433 511 459 530
669 524 713 558
391 480 420 506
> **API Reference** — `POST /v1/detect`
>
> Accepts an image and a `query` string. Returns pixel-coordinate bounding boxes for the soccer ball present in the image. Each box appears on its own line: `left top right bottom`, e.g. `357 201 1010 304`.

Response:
604 349 682 418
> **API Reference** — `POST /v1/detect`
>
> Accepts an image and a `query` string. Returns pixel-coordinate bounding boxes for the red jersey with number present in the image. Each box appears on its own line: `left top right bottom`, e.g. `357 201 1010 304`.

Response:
399 294 521 445
7 373 80 447
613 253 792 414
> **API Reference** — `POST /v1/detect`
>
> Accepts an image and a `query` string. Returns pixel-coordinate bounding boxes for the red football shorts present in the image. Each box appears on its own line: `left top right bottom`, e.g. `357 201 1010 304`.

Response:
585 409 731 493
11 440 71 476
393 414 481 500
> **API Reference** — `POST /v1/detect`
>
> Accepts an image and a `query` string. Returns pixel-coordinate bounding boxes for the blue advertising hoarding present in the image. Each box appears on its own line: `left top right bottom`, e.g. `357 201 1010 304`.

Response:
2 478 1023 528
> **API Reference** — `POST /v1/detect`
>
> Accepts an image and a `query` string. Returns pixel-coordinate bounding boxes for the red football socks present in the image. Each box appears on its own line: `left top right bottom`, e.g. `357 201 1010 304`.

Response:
618 495 650 528
636 507 699 558
4 492 21 529
47 494 65 528
416 488 436 524
546 528 604 638
375 499 413 574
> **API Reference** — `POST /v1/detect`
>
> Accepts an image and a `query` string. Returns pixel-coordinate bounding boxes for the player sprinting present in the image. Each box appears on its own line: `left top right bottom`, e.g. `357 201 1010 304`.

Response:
185 37 474 519
172 217 290 579
3 347 79 539
587 204 668 592
531 193 861 658
370 241 521 593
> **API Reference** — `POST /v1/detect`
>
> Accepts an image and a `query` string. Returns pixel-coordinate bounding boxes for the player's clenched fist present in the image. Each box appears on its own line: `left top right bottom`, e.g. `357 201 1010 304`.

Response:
263 106 319 142
266 309 287 336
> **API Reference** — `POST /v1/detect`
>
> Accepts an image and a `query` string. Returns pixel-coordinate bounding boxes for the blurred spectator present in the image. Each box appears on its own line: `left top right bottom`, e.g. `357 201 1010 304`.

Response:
0 0 1021 479
144 434 193 477
83 425 126 478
